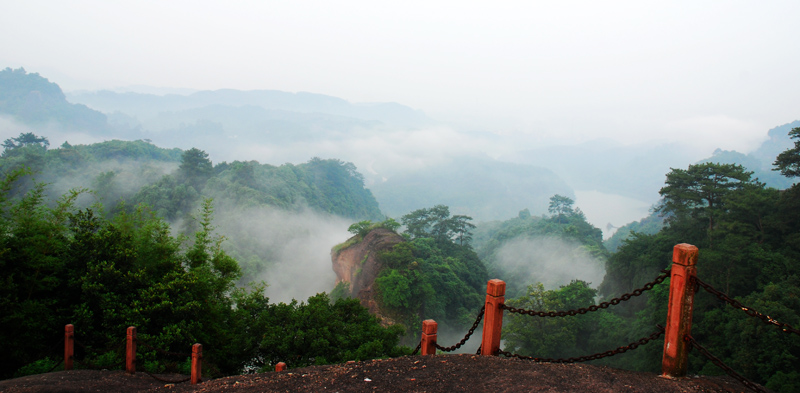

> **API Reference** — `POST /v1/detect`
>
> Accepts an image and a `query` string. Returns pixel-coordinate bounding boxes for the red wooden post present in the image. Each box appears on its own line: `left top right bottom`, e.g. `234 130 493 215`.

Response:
64 324 74 371
275 362 287 372
480 279 505 356
662 243 699 378
191 344 202 384
126 326 136 374
421 320 438 355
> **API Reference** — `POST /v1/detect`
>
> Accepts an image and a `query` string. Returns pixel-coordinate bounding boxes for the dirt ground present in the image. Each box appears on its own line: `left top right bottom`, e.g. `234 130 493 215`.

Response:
0 354 762 393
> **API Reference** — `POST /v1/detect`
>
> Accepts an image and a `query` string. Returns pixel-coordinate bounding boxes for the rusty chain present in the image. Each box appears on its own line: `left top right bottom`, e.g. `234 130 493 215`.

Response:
684 334 767 393
435 305 485 352
43 338 66 373
411 342 421 356
140 370 191 384
68 338 131 371
72 339 125 370
502 269 671 318
73 338 91 353
135 358 192 384
45 358 64 373
694 276 800 336
131 338 194 383
497 325 665 363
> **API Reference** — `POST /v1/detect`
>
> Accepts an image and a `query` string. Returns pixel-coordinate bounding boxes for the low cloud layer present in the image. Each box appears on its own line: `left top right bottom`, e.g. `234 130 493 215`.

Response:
212 205 352 304
229 125 502 187
493 236 606 291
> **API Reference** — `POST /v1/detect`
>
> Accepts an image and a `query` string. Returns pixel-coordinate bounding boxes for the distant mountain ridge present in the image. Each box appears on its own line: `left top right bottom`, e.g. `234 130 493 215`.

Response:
2 68 573 224
67 88 431 128
698 120 800 190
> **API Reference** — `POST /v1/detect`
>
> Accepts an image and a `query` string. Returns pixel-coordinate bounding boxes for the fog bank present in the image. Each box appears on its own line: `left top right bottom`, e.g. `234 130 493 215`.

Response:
493 236 606 291
213 205 352 304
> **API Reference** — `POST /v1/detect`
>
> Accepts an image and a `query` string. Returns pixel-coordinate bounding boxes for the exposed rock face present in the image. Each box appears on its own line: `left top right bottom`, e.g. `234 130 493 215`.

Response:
331 228 404 324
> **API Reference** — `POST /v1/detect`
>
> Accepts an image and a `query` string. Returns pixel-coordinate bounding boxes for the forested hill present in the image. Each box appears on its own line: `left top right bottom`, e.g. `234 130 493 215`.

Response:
0 136 382 221
0 67 110 134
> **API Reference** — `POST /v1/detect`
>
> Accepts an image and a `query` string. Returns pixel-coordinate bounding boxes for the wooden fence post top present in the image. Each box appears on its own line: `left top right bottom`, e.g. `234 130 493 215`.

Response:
127 326 136 337
193 343 202 354
422 320 438 335
65 324 74 333
276 362 287 372
672 244 699 266
486 279 506 297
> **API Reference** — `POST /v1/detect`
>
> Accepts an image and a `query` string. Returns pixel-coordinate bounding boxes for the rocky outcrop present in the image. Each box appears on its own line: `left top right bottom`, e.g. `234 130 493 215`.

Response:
331 228 404 324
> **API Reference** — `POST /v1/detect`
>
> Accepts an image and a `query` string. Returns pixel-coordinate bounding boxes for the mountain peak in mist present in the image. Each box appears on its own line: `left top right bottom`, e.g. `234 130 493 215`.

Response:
0 67 110 134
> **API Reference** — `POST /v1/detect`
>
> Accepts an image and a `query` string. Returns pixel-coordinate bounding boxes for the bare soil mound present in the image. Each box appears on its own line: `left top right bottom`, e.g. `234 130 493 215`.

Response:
0 355 759 393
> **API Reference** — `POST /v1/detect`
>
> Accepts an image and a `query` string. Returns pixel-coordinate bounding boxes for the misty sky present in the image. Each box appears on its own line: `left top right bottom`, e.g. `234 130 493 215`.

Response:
2 1 799 152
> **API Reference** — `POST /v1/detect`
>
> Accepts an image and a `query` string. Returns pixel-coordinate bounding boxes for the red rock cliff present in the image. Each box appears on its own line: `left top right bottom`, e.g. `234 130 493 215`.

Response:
331 228 405 324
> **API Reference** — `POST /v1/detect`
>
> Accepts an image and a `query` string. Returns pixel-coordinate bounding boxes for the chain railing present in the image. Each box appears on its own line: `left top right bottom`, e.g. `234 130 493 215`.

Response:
501 269 670 317
694 276 800 336
41 338 66 373
69 338 127 371
435 305 485 353
136 358 192 384
410 249 786 393
490 269 670 362
684 334 768 393
45 358 64 373
685 275 800 392
498 326 665 362
45 325 202 386
411 305 485 355
135 338 194 384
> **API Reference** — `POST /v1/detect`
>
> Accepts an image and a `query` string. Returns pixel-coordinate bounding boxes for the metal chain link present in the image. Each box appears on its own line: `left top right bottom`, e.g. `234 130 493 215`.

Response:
73 338 91 353
501 269 670 317
411 342 421 356
45 358 64 373
132 338 193 383
694 276 800 336
43 338 66 373
140 370 192 384
71 338 128 371
72 339 105 370
497 325 665 362
684 334 767 393
435 306 485 352
135 358 192 384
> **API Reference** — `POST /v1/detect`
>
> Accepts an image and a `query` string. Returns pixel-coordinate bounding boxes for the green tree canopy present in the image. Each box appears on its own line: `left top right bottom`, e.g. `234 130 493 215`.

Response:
0 170 407 379
401 205 476 246
2 132 50 152
773 126 800 178
548 194 575 216
178 147 213 188
656 162 756 246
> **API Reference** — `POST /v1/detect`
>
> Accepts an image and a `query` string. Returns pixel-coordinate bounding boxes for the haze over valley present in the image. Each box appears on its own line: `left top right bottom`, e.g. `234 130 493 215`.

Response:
2 2 800 390
5 74 797 238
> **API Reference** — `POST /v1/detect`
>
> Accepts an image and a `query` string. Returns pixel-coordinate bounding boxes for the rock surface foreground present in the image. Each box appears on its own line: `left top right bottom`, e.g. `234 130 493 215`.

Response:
0 354 758 392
